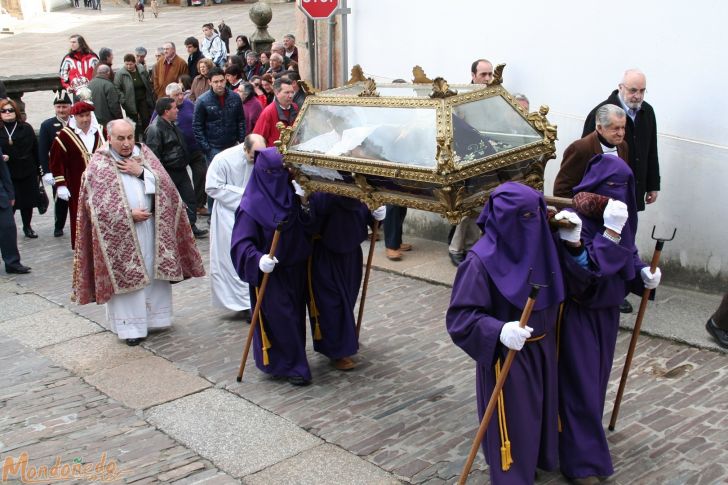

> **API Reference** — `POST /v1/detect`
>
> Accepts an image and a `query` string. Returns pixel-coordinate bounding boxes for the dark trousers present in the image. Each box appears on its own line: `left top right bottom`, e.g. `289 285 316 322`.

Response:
52 185 69 232
189 150 207 210
0 204 21 269
166 167 197 226
13 207 33 230
712 292 728 330
383 204 407 250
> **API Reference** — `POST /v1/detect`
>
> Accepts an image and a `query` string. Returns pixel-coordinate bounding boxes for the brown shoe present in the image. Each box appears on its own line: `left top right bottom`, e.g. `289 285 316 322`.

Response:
386 248 402 260
399 243 413 251
333 357 356 371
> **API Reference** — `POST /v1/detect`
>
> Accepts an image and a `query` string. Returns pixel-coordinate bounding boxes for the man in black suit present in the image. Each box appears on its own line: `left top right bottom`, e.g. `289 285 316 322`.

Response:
0 146 31 274
38 90 72 237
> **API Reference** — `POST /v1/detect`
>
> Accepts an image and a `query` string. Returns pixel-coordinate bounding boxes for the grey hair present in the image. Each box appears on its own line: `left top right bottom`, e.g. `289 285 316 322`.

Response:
595 104 625 129
621 68 645 84
106 118 136 137
270 53 284 63
96 64 111 77
134 46 147 56
156 46 165 55
513 93 529 104
284 34 295 41
271 42 284 51
165 82 183 96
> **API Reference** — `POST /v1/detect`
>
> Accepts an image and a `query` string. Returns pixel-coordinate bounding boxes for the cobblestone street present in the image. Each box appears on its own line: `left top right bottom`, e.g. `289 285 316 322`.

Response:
1 207 727 484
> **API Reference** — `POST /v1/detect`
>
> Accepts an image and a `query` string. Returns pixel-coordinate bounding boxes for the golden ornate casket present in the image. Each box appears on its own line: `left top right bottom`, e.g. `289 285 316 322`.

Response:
277 66 558 223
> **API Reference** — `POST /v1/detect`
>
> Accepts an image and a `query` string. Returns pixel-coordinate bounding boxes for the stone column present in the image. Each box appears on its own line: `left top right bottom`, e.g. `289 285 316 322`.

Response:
249 2 275 54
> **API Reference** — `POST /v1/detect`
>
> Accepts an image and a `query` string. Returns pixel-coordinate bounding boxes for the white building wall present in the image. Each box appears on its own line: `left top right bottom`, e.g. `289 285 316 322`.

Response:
346 0 728 281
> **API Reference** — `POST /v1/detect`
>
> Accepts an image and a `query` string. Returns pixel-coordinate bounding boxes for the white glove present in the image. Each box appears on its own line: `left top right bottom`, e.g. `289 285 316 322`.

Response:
641 266 661 289
554 210 582 244
499 321 533 351
258 254 279 273
42 173 55 186
371 205 386 221
57 186 71 201
291 180 305 198
603 199 629 234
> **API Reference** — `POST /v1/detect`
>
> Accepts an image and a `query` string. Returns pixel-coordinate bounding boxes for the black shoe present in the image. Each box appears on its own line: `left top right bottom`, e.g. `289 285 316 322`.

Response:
449 251 465 267
619 298 633 314
126 338 142 346
287 375 311 386
54 229 64 237
240 309 252 323
706 318 728 349
23 227 38 238
6 264 31 274
192 224 209 238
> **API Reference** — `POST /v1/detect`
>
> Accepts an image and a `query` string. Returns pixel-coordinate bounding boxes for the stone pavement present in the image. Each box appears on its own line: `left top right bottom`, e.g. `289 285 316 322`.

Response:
1 206 727 484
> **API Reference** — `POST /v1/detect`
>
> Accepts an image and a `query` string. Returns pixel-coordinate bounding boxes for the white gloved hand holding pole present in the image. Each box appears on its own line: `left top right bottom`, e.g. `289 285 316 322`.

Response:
499 321 533 351
57 186 71 201
603 199 629 234
42 173 55 186
258 254 279 273
291 180 305 198
641 266 661 289
554 210 582 244
371 205 386 221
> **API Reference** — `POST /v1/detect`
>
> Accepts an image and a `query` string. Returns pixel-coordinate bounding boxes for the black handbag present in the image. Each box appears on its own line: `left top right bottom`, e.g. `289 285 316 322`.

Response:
37 179 49 214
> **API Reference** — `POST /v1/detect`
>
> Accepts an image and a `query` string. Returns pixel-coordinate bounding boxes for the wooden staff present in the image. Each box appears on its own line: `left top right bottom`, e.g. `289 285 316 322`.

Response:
608 226 676 430
458 284 543 484
356 220 379 340
236 223 283 383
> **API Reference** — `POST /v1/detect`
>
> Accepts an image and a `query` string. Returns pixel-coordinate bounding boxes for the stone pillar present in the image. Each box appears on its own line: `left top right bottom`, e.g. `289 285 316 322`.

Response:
294 8 343 90
249 2 275 54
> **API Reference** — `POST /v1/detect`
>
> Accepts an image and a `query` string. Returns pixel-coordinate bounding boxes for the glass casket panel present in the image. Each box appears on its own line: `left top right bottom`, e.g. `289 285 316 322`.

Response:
452 96 541 164
289 104 438 168
319 83 481 98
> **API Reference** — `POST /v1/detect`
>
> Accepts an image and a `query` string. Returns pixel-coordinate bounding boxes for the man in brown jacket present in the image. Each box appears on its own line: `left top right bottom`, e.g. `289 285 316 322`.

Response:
553 104 629 199
153 42 189 99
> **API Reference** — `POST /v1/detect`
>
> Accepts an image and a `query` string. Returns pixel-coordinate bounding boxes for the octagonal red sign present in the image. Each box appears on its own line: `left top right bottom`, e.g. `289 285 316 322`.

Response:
298 0 339 19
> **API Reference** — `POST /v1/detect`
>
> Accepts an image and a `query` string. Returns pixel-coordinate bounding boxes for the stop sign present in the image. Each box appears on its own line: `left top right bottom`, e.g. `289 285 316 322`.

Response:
298 0 339 20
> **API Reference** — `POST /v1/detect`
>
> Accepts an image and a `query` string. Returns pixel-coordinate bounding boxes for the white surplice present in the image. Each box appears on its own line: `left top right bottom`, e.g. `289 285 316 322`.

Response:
205 145 253 311
106 147 173 339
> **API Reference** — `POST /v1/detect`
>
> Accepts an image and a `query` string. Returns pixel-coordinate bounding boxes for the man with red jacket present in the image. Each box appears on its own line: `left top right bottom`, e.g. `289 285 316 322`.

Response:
253 78 298 147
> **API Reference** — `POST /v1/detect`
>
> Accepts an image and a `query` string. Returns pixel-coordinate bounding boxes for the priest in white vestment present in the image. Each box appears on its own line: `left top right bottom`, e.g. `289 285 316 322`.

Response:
72 119 205 346
205 134 266 317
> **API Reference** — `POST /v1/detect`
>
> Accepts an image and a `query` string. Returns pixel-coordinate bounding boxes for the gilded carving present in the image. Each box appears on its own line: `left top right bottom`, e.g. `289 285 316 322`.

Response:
490 63 506 86
358 78 380 97
298 80 318 96
348 64 366 84
412 65 432 84
430 77 458 99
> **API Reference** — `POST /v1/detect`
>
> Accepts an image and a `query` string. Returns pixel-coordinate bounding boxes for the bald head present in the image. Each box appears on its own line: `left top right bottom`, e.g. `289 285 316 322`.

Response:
619 69 647 110
243 134 266 161
107 119 136 157
96 64 111 78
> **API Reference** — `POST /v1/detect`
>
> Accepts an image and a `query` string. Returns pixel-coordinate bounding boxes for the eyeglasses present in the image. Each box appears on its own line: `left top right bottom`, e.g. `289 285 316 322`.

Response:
620 85 646 95
0 108 15 113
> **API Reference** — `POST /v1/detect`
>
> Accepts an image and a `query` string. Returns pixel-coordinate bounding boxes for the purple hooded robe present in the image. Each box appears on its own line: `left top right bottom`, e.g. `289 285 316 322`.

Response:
230 148 314 381
446 182 565 485
557 153 647 480
306 193 372 359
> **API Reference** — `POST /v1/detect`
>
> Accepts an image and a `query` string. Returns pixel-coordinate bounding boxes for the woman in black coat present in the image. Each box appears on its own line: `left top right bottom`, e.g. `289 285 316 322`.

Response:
0 99 41 238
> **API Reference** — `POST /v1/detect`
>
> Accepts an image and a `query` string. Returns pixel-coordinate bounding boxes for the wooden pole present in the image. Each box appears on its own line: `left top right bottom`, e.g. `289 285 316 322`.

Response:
458 285 542 484
236 224 283 383
608 238 666 430
356 220 379 340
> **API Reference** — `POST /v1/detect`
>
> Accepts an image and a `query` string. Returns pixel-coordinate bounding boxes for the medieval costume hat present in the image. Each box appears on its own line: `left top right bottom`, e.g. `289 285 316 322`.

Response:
54 89 73 105
70 101 95 115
